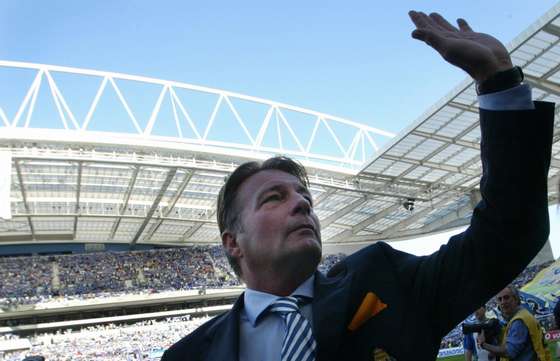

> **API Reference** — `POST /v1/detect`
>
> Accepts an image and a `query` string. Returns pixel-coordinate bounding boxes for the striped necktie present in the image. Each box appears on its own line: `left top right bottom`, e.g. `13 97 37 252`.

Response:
269 296 317 361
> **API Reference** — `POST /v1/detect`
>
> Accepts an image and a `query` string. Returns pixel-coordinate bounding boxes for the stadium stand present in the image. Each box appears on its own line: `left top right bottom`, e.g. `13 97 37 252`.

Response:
0 247 347 309
0 246 240 308
0 248 556 360
1 315 210 361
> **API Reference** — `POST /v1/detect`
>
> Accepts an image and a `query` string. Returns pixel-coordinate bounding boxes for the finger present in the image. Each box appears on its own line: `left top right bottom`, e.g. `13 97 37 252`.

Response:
429 12 458 32
409 10 435 31
411 28 444 50
457 18 473 32
426 13 448 32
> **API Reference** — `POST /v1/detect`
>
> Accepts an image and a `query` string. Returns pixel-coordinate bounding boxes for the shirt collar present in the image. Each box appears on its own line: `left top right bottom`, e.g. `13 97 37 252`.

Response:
243 274 315 327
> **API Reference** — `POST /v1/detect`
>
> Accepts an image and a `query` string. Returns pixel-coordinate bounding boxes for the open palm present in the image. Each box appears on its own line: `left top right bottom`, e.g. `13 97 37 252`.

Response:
409 11 513 82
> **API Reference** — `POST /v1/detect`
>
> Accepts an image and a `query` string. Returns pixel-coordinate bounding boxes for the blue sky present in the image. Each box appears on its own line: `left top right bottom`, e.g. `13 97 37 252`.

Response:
1 0 557 133
0 0 558 257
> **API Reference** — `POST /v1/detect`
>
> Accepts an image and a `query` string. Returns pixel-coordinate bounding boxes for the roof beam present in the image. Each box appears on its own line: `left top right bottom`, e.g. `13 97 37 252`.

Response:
14 160 35 240
541 62 560 81
10 212 217 224
381 154 478 177
72 162 83 240
109 166 140 241
328 202 401 242
419 98 478 143
142 170 194 243
321 196 367 228
315 178 430 202
524 74 560 96
411 130 480 150
181 210 216 242
367 149 474 200
456 152 482 175
358 91 471 174
428 175 479 202
516 27 560 80
381 190 481 239
417 201 473 235
312 188 336 206
426 155 482 201
454 121 480 142
378 191 466 239
448 101 478 113
352 203 401 233
543 23 560 38
130 168 177 248
344 210 471 243
378 126 480 199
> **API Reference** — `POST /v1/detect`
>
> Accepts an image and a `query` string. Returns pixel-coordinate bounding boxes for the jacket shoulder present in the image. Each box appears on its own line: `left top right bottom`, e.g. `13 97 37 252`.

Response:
326 241 408 277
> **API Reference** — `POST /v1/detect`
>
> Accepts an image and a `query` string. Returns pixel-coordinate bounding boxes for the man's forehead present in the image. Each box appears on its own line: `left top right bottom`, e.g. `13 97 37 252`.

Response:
498 288 514 296
237 169 307 199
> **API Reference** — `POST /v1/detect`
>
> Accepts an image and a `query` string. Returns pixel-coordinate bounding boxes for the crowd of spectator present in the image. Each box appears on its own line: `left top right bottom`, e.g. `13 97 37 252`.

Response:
1 316 210 361
1 246 556 356
0 255 55 307
0 246 240 308
510 262 553 289
0 247 347 308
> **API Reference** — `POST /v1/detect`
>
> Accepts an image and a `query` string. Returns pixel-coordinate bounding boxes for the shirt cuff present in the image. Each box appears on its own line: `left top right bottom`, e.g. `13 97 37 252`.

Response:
478 83 534 111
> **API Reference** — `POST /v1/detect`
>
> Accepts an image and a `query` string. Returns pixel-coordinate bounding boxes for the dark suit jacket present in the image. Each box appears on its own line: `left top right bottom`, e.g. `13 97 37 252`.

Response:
162 102 554 361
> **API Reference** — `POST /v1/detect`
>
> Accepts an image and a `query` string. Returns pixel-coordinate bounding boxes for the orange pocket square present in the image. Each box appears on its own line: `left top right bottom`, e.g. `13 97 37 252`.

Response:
348 291 387 331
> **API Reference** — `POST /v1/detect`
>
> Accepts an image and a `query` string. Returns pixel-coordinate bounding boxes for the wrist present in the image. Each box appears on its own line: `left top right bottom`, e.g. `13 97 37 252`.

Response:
476 66 524 95
474 57 514 83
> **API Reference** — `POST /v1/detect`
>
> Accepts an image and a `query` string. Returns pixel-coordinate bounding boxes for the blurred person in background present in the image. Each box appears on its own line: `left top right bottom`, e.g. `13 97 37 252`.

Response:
478 286 551 361
464 306 498 361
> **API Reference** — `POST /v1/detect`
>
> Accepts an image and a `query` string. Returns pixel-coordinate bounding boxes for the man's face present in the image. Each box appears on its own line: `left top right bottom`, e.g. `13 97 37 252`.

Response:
232 169 322 279
474 307 486 321
497 288 519 319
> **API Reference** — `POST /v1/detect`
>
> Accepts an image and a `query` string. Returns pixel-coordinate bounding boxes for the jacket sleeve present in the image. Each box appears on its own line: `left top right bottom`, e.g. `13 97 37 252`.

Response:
392 101 554 338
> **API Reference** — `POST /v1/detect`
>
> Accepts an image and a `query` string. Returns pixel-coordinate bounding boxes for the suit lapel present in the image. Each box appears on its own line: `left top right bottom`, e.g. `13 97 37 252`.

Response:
205 295 244 361
203 272 354 361
312 270 353 361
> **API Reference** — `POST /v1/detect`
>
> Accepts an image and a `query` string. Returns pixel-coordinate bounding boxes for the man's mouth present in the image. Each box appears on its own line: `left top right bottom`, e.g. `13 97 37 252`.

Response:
289 224 316 236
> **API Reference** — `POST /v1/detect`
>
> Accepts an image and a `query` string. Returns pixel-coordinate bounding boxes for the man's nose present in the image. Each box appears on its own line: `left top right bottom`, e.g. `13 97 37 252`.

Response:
291 193 312 215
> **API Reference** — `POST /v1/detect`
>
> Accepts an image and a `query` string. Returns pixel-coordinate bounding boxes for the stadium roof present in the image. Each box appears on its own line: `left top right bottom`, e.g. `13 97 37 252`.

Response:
0 3 559 247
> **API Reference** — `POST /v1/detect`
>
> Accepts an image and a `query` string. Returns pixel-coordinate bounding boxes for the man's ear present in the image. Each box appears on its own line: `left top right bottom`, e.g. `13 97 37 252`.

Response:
222 230 242 259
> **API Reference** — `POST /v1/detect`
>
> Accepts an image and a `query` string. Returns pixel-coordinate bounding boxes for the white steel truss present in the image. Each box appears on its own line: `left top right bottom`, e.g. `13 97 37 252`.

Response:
0 60 394 172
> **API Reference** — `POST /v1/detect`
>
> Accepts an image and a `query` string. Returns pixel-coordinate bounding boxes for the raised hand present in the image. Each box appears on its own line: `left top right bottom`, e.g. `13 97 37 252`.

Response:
409 11 513 82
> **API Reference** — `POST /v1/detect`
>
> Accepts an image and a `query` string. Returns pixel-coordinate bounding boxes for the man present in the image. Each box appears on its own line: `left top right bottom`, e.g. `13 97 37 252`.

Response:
162 11 554 361
464 306 496 361
478 286 551 361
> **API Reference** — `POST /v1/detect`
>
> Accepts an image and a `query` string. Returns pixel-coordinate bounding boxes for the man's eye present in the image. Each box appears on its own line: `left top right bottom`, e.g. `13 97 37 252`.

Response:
264 194 281 203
